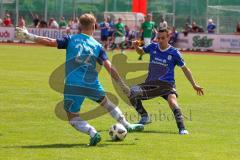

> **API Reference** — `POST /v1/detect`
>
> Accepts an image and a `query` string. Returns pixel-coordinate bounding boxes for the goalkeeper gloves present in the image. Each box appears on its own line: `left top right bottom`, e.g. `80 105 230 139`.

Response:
15 27 39 41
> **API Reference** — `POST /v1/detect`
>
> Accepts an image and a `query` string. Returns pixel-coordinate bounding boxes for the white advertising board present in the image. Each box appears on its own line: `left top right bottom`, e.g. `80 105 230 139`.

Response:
175 33 240 52
0 27 15 41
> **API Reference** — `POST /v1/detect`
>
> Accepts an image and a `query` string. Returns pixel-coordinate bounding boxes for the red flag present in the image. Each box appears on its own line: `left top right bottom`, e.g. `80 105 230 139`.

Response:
132 0 147 15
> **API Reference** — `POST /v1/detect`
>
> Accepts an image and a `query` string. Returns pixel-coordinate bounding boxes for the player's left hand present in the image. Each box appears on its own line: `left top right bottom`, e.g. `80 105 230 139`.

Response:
193 84 204 96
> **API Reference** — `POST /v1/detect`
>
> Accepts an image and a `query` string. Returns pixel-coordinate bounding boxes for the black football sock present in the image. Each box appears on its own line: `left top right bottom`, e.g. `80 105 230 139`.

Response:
172 106 186 131
130 98 148 117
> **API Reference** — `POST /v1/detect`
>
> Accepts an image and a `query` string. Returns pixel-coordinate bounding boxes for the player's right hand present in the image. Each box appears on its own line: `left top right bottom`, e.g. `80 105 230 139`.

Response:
16 27 29 40
193 84 204 96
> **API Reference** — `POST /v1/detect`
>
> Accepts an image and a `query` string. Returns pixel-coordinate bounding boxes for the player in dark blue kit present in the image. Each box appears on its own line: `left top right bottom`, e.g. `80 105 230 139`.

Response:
16 14 144 146
132 28 204 134
99 17 110 49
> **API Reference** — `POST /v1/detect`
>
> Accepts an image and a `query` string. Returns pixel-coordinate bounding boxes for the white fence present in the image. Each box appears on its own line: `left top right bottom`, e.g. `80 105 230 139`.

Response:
0 27 15 41
0 27 100 41
1 27 240 53
175 33 240 53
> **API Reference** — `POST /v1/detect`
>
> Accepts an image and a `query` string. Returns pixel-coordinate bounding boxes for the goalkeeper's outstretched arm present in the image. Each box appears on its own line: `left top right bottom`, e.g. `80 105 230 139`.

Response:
16 27 57 47
34 37 57 47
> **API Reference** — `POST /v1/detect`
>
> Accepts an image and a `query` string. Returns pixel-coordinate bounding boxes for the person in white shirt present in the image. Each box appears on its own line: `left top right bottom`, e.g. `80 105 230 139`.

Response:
159 16 168 30
49 18 59 29
71 18 79 30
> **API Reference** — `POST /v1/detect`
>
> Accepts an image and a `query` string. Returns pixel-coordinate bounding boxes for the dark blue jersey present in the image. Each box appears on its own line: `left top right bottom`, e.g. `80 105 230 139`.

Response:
143 43 185 83
99 22 110 36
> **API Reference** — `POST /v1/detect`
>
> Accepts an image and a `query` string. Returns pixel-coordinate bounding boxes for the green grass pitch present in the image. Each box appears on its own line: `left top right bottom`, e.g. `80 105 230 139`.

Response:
0 45 239 160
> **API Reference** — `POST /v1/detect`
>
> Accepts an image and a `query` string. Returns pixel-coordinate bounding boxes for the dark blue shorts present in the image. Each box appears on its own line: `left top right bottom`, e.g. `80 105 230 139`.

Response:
101 35 108 41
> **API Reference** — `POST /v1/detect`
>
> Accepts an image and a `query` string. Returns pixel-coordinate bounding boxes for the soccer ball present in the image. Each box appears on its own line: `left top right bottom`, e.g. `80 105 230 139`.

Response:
109 123 127 141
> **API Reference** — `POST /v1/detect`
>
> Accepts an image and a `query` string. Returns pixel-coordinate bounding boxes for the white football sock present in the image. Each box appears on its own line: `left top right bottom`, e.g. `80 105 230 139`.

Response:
69 117 97 138
101 97 130 128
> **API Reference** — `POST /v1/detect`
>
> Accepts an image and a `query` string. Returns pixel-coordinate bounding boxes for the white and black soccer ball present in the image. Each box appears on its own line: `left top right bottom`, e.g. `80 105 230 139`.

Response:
109 123 127 141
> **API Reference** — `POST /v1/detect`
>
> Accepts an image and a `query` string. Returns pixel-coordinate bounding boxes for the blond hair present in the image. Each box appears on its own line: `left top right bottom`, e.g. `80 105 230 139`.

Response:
79 13 96 30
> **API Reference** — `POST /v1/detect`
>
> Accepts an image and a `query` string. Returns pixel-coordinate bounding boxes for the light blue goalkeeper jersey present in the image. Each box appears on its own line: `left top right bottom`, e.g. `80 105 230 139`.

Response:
57 33 108 93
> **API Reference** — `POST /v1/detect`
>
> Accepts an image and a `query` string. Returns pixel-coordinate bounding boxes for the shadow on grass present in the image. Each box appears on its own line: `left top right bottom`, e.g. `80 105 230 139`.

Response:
98 129 109 132
99 129 177 135
3 142 135 149
132 130 177 135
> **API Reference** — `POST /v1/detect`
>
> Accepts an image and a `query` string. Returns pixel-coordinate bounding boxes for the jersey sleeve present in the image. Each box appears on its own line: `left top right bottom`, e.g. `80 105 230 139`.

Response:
97 47 108 65
56 35 71 49
174 50 185 67
142 43 155 54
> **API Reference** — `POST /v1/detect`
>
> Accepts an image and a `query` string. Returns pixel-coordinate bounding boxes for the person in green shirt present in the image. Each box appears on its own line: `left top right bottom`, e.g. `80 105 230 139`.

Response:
138 14 157 60
59 16 67 29
114 17 126 54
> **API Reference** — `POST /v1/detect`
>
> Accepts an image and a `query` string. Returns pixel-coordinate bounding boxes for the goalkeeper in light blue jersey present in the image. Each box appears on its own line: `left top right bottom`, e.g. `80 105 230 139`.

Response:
16 13 143 146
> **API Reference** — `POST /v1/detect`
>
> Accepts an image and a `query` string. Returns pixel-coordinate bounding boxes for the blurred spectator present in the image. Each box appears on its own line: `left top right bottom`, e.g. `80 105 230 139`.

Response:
159 16 167 30
106 16 115 48
107 16 114 36
138 13 157 60
127 29 138 48
71 18 79 29
191 22 199 33
99 17 110 49
49 18 59 29
169 27 179 46
59 16 67 29
236 22 240 35
18 16 26 28
38 19 48 28
124 25 131 48
68 18 74 28
207 19 216 34
125 25 130 38
0 18 2 26
33 14 39 27
65 27 72 35
3 14 12 27
191 21 204 33
182 23 191 36
113 17 126 54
